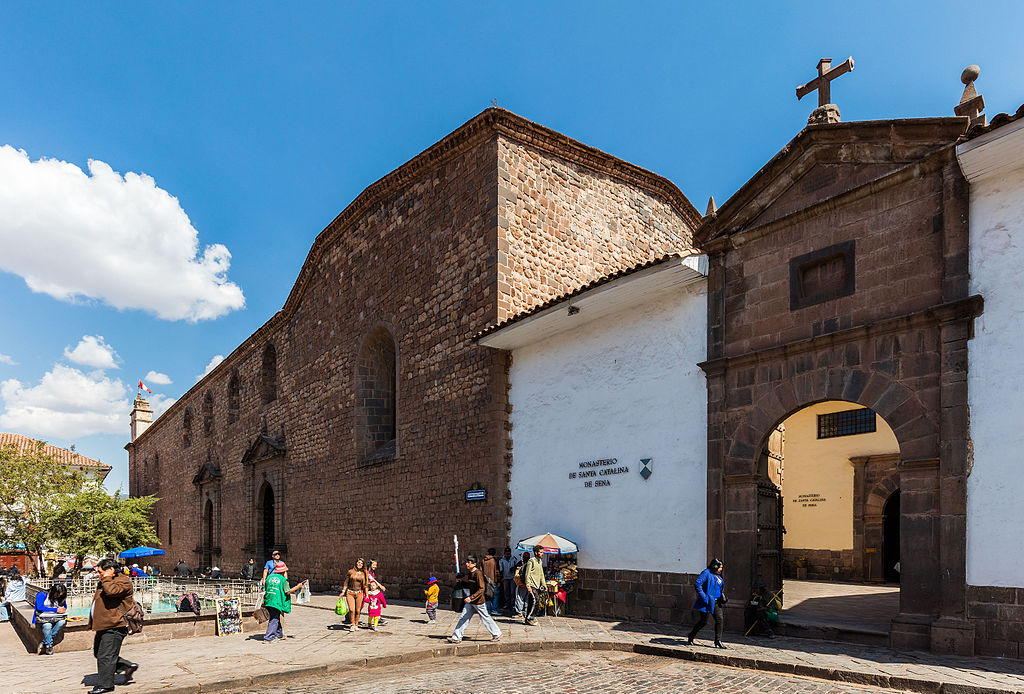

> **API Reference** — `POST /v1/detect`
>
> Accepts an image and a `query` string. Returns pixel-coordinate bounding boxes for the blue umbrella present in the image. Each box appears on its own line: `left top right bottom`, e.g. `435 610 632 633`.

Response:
118 546 165 558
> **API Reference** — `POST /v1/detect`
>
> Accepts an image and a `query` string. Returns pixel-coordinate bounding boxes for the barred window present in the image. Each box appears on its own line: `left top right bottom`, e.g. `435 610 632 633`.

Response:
817 408 876 439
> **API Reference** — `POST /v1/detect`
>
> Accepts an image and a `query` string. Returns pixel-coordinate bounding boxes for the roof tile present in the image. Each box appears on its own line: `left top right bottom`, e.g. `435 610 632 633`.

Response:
0 432 110 470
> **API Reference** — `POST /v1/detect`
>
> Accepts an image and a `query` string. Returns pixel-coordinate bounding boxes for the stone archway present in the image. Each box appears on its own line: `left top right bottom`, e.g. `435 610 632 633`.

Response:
702 324 974 652
860 470 900 582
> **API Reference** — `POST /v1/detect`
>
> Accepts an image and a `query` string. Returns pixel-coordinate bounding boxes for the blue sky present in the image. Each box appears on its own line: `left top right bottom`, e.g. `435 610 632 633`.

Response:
0 2 1021 492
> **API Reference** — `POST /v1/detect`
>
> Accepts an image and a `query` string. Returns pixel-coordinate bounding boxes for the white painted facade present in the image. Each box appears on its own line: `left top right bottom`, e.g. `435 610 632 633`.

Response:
957 119 1024 587
484 257 708 574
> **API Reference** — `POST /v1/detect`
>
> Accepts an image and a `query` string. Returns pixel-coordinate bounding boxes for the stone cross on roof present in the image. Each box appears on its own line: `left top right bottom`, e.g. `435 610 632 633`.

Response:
796 57 854 125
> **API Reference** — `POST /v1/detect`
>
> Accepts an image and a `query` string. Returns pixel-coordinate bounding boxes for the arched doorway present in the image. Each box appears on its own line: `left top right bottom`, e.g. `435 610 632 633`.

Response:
258 482 276 560
202 499 214 570
757 400 902 634
882 490 901 584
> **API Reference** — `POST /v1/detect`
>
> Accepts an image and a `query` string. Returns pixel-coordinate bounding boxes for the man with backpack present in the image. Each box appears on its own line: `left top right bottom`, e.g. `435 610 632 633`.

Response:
481 548 500 615
87 558 139 694
447 555 501 643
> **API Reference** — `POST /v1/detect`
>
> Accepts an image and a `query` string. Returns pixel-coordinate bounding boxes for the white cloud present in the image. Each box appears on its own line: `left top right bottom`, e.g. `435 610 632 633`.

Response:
196 355 224 381
64 335 120 370
149 393 177 420
0 363 129 439
0 354 16 365
0 145 245 322
144 370 172 386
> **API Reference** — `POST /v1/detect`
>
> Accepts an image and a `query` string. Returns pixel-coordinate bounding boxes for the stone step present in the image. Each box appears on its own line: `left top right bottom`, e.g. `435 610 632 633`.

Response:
775 618 890 648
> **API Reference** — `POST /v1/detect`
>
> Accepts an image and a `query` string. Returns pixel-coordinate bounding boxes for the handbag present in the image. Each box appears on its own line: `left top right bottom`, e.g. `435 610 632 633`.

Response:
117 602 145 635
253 606 270 624
35 611 67 623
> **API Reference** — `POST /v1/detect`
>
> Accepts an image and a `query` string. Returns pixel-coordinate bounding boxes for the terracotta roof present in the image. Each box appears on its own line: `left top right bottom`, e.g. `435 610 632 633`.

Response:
474 253 691 340
965 104 1024 140
0 432 110 470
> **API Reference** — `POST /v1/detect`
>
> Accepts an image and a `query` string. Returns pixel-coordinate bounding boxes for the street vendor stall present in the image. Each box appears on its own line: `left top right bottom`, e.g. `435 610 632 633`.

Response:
516 533 579 617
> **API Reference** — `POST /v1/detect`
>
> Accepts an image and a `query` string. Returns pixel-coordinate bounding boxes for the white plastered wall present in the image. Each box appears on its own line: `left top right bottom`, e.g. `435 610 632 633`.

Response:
966 161 1024 587
508 282 707 573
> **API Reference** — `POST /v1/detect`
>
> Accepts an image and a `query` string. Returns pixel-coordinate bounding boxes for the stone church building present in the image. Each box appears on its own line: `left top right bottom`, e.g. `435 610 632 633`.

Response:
126 108 701 592
129 83 1024 658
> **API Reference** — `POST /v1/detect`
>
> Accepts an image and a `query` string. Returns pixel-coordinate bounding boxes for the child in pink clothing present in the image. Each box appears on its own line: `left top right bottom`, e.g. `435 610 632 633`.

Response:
365 581 387 630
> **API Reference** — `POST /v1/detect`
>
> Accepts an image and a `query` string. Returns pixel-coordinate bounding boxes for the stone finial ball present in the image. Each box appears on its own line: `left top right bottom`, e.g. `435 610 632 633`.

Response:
961 65 981 84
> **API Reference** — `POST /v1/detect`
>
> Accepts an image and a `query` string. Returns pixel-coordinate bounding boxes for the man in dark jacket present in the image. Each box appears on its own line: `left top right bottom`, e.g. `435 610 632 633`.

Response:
240 558 257 581
447 555 501 643
481 548 500 614
174 559 191 577
88 558 138 694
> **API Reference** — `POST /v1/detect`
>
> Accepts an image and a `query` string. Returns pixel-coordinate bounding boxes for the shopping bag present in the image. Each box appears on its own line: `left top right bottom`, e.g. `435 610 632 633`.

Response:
295 581 311 604
335 597 348 616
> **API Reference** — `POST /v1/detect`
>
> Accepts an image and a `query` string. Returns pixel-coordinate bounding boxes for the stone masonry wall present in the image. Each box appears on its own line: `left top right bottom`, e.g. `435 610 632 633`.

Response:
496 136 695 320
130 131 506 591
573 568 699 624
128 109 701 596
723 173 947 359
967 586 1024 658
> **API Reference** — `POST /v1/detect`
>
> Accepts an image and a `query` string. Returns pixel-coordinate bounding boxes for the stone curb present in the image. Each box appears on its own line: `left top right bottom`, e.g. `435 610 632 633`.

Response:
152 639 1023 694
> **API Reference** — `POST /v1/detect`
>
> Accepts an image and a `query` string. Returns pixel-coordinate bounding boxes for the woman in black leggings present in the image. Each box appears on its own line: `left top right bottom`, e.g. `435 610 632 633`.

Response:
686 558 726 648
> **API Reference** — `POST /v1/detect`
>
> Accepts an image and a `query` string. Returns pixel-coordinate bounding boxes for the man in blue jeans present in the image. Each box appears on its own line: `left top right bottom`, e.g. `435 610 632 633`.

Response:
447 556 501 643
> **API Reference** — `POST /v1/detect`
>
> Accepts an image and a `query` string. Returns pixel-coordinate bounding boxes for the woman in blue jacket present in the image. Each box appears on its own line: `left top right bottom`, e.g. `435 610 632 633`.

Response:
33 583 68 655
686 558 726 649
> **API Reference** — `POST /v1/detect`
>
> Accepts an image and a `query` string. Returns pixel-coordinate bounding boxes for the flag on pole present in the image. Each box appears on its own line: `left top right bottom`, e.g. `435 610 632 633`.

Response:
453 534 460 574
138 380 152 393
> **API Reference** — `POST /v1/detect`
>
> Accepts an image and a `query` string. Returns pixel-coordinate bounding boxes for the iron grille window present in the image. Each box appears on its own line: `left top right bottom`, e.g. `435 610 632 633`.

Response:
817 408 876 439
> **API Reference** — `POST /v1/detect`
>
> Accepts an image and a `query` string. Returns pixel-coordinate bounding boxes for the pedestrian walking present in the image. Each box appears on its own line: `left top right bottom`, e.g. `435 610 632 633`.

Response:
365 581 387 630
339 557 368 630
482 548 500 615
262 570 305 642
33 583 67 655
424 576 439 624
498 547 517 614
88 558 139 694
513 551 530 616
523 545 546 626
447 555 501 643
366 559 388 625
686 558 727 649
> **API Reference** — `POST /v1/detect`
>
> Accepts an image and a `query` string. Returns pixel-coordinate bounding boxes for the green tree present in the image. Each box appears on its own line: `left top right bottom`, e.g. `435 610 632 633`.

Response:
0 441 88 573
46 488 159 577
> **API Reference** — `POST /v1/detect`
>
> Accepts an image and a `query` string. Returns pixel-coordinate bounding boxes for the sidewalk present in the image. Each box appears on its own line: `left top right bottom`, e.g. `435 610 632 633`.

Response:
1 595 1022 694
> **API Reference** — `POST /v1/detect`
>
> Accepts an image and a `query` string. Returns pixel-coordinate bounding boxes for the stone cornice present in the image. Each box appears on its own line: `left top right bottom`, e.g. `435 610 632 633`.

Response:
134 109 701 447
724 146 959 250
695 117 968 246
698 295 984 374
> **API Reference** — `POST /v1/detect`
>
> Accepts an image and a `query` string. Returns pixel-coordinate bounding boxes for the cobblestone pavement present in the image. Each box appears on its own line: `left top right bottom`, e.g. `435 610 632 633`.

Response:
224 650 900 694
0 596 1022 693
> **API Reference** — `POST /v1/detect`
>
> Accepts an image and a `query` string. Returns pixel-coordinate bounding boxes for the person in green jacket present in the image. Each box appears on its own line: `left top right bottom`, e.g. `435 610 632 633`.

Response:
523 545 546 626
263 570 305 642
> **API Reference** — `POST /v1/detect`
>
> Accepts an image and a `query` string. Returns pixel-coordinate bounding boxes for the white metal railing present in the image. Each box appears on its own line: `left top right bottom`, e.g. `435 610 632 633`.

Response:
27 576 264 615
